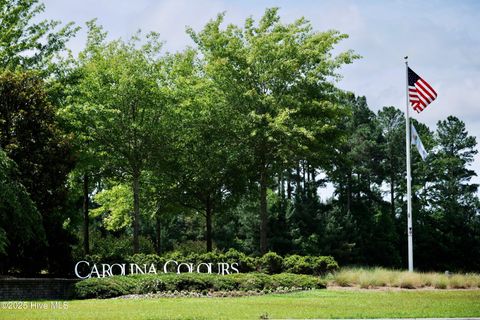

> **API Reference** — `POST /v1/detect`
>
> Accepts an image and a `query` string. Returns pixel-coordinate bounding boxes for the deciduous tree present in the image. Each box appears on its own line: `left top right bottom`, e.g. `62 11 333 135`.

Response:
189 8 358 253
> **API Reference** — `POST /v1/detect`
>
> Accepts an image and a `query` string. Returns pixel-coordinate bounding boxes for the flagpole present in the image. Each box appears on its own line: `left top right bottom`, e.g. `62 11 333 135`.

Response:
405 56 414 272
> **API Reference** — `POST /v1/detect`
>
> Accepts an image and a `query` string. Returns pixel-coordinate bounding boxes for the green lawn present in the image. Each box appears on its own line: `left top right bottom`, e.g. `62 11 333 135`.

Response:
1 289 479 319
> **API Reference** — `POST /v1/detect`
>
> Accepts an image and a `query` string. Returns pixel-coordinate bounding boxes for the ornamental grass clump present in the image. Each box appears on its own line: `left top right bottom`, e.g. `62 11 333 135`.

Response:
331 268 480 289
449 274 469 289
394 272 423 289
333 268 360 287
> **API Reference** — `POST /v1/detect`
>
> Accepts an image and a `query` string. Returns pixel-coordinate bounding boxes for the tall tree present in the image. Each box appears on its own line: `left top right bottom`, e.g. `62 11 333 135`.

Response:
157 50 249 252
67 23 167 253
420 116 480 270
189 8 358 253
59 60 104 256
328 95 400 266
0 70 75 274
377 106 405 218
0 147 46 274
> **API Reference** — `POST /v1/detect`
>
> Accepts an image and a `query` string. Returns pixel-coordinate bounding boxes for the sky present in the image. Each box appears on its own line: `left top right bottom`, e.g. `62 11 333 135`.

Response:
41 0 480 187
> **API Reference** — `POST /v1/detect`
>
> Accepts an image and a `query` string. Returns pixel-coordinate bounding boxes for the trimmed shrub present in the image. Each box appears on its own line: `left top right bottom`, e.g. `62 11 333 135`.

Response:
135 277 168 293
310 256 339 275
235 273 271 291
283 255 339 275
224 249 257 273
283 255 310 274
259 252 284 274
74 272 325 299
269 273 326 290
75 276 137 299
211 275 240 291
172 273 210 291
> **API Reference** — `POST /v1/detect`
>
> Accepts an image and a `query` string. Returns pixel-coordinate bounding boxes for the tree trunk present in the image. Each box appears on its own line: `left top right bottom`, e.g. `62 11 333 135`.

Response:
280 172 285 201
260 166 268 254
296 163 301 197
310 166 316 199
390 172 395 217
287 170 292 200
155 214 161 255
302 161 306 189
82 173 90 255
132 168 140 253
347 171 352 215
206 197 213 252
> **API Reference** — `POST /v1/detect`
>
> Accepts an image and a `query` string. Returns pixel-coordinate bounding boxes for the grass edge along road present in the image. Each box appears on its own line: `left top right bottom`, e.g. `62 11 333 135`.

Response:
1 289 480 320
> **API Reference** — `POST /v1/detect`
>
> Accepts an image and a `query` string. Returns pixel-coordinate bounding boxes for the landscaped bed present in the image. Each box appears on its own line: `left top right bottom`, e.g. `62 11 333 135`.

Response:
74 272 326 299
73 267 480 301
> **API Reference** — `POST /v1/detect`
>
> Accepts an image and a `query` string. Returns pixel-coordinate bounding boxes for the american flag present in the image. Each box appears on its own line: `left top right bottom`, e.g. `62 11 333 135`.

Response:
408 67 437 113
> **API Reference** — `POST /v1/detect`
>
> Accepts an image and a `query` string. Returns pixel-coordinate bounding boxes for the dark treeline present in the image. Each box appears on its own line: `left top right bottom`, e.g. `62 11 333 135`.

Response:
0 0 479 276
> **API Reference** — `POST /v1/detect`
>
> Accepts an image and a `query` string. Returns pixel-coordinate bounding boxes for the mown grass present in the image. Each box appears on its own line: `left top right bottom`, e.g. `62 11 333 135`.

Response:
1 289 479 319
331 267 480 289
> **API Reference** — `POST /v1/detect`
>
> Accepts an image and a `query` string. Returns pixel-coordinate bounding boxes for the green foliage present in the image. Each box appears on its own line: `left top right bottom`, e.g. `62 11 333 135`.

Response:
0 228 6 256
65 22 170 253
127 249 257 273
74 276 137 299
189 8 359 253
127 254 164 269
0 70 75 274
155 48 250 252
74 272 326 299
173 240 210 255
2 5 480 276
117 250 337 276
419 116 480 270
82 233 155 263
310 256 339 275
0 0 78 71
224 248 257 273
91 184 133 231
259 252 284 274
0 148 45 269
283 255 339 276
283 255 311 274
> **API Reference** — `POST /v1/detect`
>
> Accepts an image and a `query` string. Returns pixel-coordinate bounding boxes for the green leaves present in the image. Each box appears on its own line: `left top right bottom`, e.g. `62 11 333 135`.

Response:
70 22 167 175
0 0 78 71
91 184 133 231
188 8 359 252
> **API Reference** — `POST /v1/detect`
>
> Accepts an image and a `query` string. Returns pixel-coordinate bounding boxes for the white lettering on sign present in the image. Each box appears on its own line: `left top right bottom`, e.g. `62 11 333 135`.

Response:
74 260 241 279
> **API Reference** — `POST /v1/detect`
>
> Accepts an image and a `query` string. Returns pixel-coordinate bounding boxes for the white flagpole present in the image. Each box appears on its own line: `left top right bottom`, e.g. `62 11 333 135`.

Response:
405 57 413 272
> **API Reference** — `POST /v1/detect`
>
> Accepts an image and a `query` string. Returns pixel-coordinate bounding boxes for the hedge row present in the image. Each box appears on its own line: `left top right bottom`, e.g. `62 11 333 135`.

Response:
74 272 326 299
84 250 339 276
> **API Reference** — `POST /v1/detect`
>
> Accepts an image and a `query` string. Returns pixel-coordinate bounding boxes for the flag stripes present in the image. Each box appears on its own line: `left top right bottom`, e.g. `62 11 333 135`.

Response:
408 67 437 113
